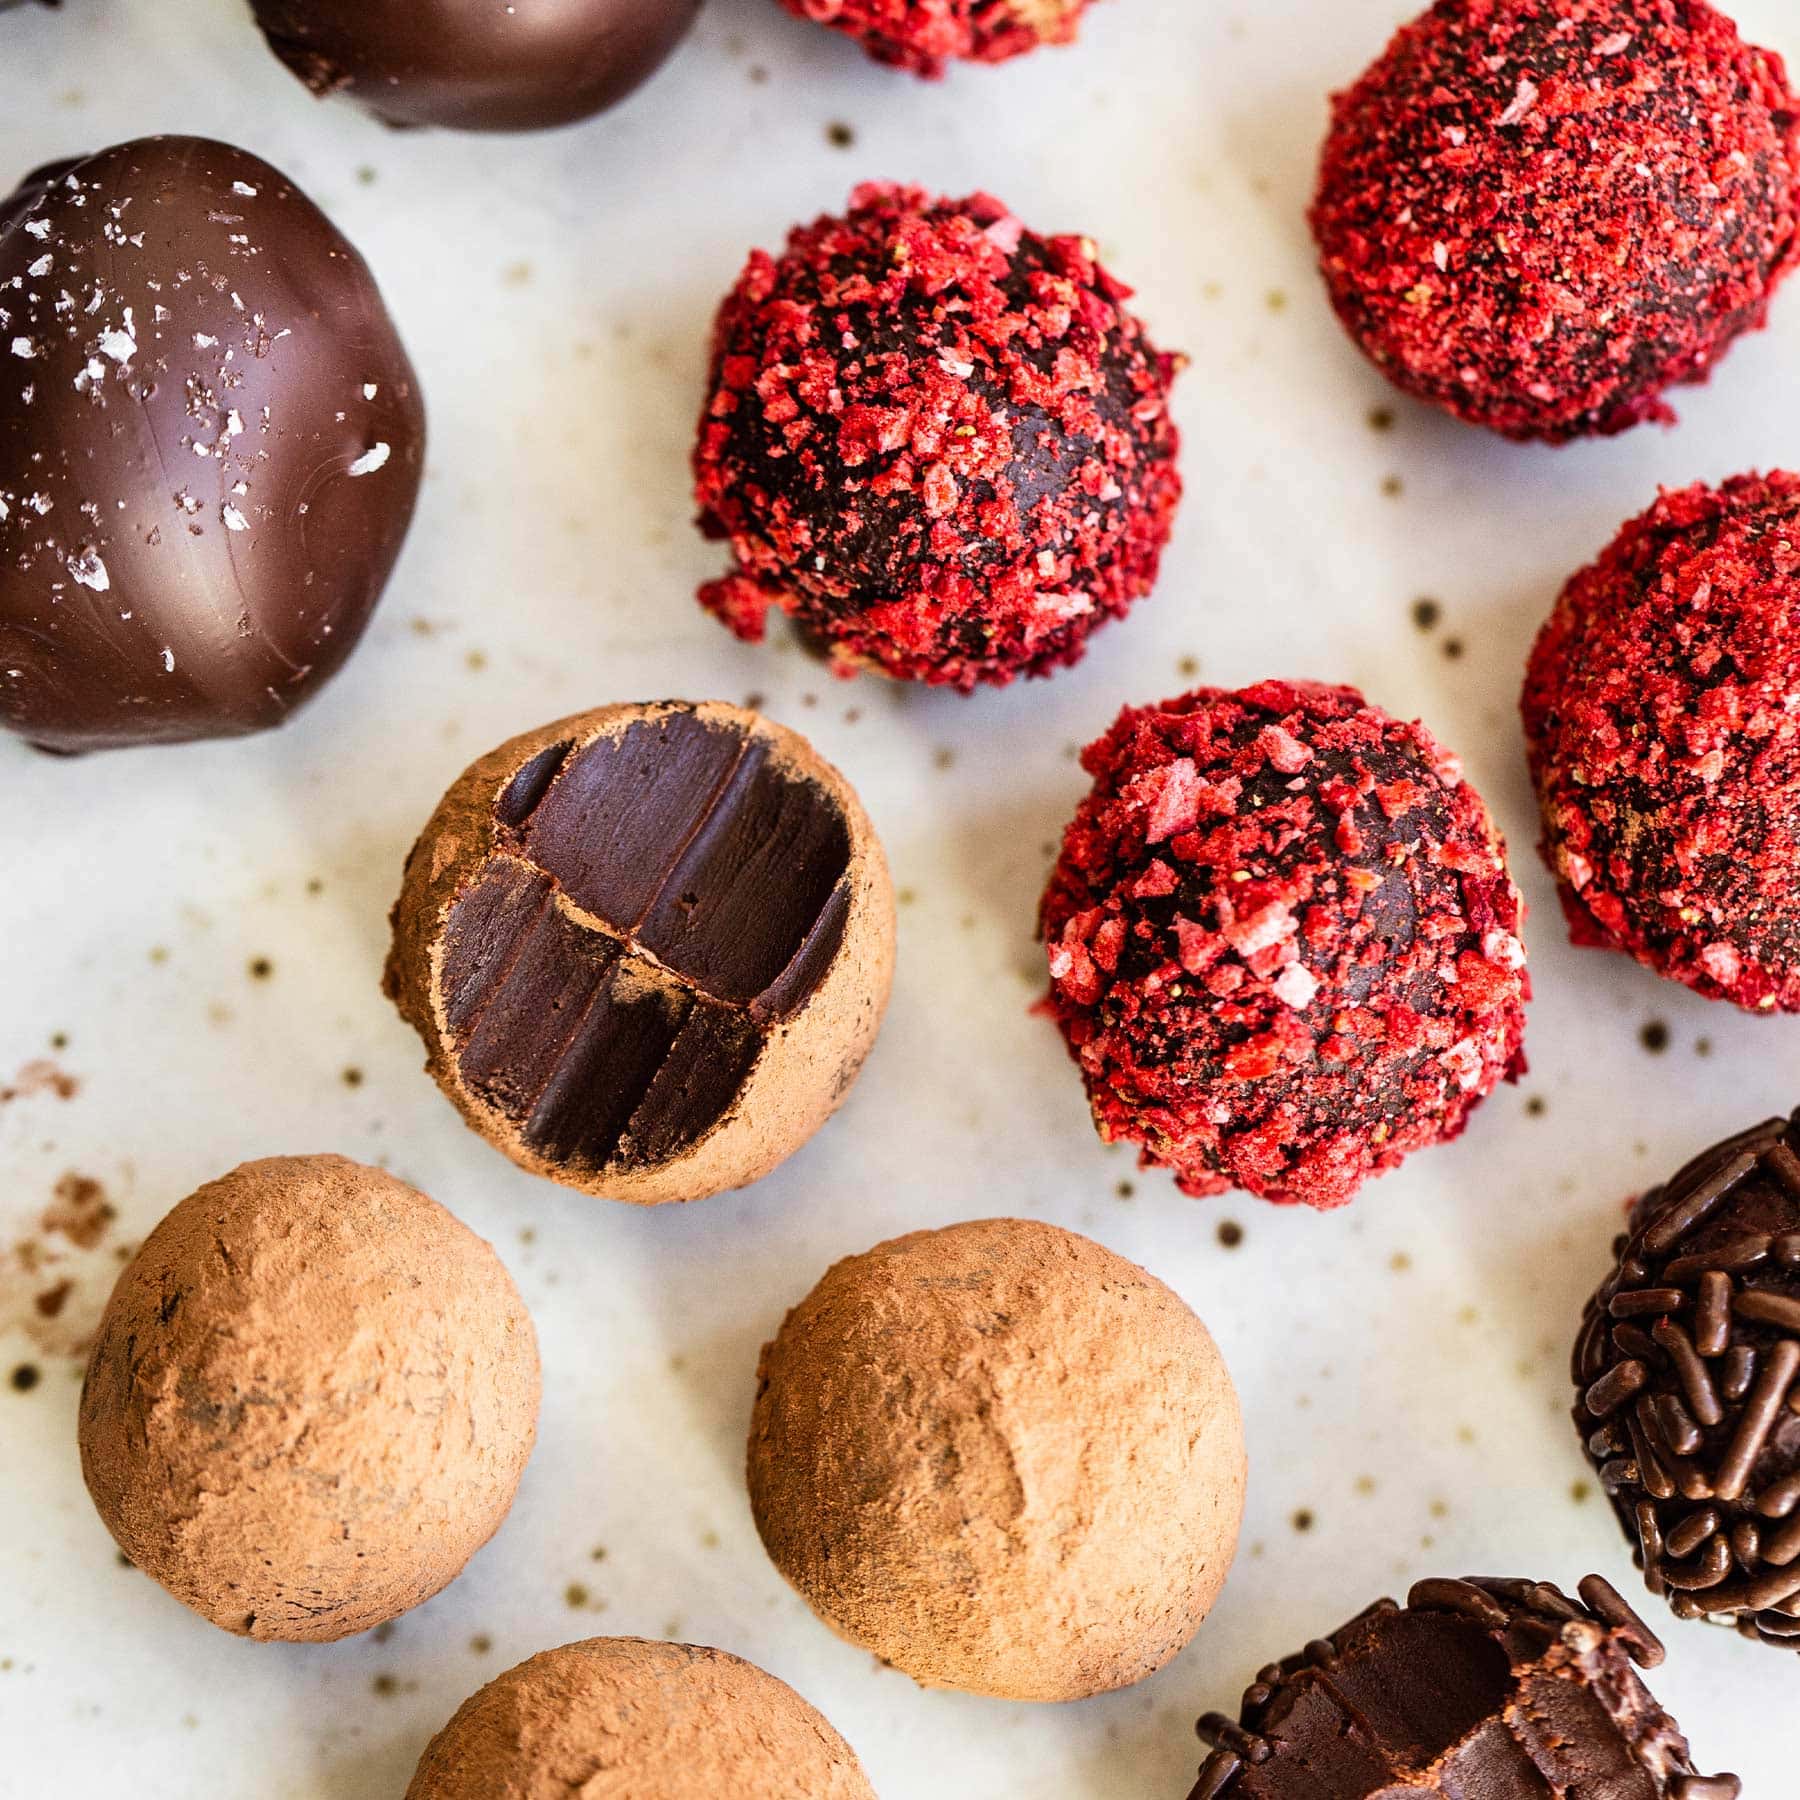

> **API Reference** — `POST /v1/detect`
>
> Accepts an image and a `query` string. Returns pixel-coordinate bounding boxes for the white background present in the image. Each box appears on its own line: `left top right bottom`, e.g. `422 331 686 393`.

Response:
5 0 1800 1792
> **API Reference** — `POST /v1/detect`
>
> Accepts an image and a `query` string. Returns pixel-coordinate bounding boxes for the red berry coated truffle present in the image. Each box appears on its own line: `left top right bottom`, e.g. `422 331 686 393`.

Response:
693 183 1182 692
1041 681 1528 1209
1524 473 1800 1012
775 0 1093 78
1312 0 1800 442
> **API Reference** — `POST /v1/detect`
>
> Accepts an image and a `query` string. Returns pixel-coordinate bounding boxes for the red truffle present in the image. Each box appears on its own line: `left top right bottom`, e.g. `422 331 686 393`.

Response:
775 0 1093 78
1311 0 1800 442
1040 681 1528 1209
1524 472 1800 1012
692 183 1182 691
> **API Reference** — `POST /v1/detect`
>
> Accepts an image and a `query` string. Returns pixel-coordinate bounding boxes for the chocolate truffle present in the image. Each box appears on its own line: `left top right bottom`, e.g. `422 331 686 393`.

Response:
406 1638 877 1799
1573 1108 1800 1651
249 0 701 133
693 183 1182 690
1040 680 1528 1209
776 0 1094 78
747 1217 1245 1701
0 137 424 754
1524 473 1800 1011
1187 1575 1737 1799
79 1155 539 1642
1311 0 1800 442
385 701 894 1205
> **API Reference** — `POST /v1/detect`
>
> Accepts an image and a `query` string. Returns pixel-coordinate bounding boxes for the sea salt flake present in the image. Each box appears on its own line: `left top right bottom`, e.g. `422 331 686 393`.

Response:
347 441 390 477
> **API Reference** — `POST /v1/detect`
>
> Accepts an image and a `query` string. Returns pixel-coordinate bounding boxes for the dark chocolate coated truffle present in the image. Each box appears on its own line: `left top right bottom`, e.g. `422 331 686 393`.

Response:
249 0 701 133
694 182 1182 691
1040 680 1528 1209
1312 0 1800 442
1574 1108 1800 1651
1524 473 1800 1012
0 137 424 753
776 0 1094 79
385 701 895 1205
1188 1576 1736 1800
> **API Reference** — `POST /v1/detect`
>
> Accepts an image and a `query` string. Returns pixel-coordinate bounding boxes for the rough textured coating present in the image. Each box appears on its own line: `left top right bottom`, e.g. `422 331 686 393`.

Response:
1040 680 1528 1209
776 0 1092 78
694 183 1182 690
748 1217 1245 1701
1574 1107 1800 1652
250 0 702 133
78 1155 539 1642
1188 1576 1737 1799
0 137 424 752
1525 472 1800 1011
385 701 895 1205
1312 0 1800 442
406 1637 877 1799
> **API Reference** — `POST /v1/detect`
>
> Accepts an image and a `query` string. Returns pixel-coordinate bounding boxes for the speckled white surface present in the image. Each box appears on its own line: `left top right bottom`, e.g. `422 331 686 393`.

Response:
6 0 1800 1793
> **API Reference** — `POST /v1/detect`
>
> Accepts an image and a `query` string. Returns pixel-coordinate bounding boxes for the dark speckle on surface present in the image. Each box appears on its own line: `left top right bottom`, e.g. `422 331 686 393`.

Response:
1441 637 1464 660
469 1634 491 1655
371 1674 399 1698
1639 1020 1669 1054
342 1067 365 1088
1525 1094 1546 1116
1411 597 1441 631
565 1582 590 1608
10 1364 40 1393
1292 1508 1314 1533
1368 406 1395 432
248 958 273 982
826 121 855 148
1217 1220 1243 1249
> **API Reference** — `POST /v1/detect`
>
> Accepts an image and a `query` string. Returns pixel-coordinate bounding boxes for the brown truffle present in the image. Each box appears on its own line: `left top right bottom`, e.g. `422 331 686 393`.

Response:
406 1638 876 1798
384 701 895 1205
78 1155 539 1642
747 1217 1245 1701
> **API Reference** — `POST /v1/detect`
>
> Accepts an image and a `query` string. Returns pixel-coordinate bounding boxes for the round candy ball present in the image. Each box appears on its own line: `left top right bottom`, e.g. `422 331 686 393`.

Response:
249 0 702 133
0 137 425 754
747 1217 1245 1701
693 182 1182 691
1041 680 1528 1209
406 1638 877 1799
1311 0 1800 442
1524 473 1800 1011
776 0 1094 78
79 1155 539 1641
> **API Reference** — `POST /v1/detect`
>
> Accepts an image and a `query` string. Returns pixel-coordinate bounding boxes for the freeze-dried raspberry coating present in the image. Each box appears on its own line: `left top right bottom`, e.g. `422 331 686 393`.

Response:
1040 682 1528 1209
776 0 1093 78
1312 0 1800 442
1524 472 1800 1012
693 183 1182 691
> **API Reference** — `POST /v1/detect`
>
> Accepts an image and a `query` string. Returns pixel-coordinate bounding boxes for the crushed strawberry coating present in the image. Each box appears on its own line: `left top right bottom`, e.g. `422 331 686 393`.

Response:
692 183 1182 690
1524 472 1800 1013
776 0 1092 78
1040 681 1529 1209
1311 0 1800 442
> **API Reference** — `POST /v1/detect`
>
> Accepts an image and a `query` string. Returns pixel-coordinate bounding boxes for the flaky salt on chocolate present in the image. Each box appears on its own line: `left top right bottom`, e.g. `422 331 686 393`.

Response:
385 701 895 1205
775 0 1095 78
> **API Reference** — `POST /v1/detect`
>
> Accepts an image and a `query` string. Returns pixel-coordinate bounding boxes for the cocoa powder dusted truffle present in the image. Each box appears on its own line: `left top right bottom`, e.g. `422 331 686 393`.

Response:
775 0 1094 78
78 1155 539 1642
1524 473 1800 1011
1312 0 1800 442
406 1638 877 1799
1187 1575 1737 1799
385 701 894 1205
0 137 425 753
1573 1108 1800 1652
747 1217 1245 1701
1040 680 1528 1209
693 183 1182 690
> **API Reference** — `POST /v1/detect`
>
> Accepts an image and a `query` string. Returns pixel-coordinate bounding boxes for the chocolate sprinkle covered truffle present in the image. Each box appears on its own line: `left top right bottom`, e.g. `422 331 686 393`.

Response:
748 1217 1245 1701
79 1155 539 1642
1574 1108 1800 1651
385 701 894 1205
1524 473 1800 1012
406 1637 877 1799
1041 680 1528 1209
1187 1575 1737 1799
249 0 702 133
0 137 424 753
1312 0 1800 442
694 183 1182 690
775 0 1095 78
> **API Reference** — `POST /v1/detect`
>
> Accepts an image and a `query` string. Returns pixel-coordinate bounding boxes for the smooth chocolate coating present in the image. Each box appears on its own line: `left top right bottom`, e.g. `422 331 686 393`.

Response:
249 0 704 133
0 137 424 753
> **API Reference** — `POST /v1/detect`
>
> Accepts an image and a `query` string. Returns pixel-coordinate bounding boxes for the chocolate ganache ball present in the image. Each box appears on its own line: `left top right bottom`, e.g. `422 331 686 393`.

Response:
0 137 424 753
249 0 703 133
775 0 1095 79
694 182 1182 690
1312 0 1800 442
